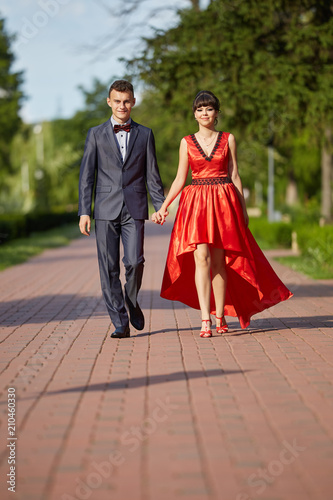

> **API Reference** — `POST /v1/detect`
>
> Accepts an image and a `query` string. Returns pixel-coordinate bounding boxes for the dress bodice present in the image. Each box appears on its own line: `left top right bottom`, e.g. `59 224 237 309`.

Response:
184 132 230 178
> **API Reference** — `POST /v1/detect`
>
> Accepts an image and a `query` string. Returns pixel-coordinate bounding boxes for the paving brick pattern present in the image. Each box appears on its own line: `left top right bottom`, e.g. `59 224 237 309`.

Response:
0 221 333 500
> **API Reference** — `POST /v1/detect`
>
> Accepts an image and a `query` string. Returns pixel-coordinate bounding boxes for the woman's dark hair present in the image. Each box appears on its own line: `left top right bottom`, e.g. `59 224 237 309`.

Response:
192 90 220 113
109 80 134 97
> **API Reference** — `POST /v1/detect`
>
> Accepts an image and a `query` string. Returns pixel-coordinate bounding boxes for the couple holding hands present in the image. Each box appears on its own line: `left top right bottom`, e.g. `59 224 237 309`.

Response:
79 80 292 339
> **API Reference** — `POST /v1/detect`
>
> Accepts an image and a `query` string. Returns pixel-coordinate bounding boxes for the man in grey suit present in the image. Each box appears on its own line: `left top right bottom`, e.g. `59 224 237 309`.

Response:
79 80 165 338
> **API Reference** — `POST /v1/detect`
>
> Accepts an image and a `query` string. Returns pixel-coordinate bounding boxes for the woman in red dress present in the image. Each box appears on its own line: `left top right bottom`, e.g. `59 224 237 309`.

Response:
152 91 292 337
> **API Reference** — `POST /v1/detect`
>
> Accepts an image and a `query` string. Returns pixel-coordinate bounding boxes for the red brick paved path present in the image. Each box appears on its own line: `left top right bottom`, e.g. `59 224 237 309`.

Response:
0 222 333 500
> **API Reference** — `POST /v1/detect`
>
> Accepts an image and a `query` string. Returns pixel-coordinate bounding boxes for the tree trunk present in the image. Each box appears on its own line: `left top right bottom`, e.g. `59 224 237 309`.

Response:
321 127 332 223
190 0 201 11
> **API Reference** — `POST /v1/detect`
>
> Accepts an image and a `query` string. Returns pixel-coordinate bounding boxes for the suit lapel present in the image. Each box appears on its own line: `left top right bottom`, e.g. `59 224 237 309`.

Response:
123 121 139 166
104 120 123 166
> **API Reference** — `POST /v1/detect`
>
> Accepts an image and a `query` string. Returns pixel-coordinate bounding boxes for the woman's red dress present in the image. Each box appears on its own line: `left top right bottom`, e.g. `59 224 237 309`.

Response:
160 132 293 329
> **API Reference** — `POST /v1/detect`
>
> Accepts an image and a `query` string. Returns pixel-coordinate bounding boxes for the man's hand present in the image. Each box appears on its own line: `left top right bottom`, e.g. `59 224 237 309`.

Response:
151 209 169 225
79 215 91 236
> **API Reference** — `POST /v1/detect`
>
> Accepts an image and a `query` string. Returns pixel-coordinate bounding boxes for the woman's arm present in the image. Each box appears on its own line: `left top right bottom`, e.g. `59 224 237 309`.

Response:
152 138 189 225
228 134 249 227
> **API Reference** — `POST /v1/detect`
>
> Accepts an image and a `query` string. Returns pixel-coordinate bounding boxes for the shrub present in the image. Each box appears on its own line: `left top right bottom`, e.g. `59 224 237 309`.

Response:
248 218 293 249
0 214 28 243
296 224 333 269
0 210 78 245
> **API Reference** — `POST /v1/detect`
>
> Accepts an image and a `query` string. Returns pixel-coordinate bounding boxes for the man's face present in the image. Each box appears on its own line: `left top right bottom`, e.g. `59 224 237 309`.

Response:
107 90 136 124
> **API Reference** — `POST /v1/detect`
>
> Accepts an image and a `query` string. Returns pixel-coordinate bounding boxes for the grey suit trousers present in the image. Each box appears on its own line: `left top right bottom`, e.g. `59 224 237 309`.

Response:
95 204 145 328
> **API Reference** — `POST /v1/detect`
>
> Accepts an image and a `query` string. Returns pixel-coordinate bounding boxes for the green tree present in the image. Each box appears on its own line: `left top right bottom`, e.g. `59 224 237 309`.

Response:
126 0 333 217
0 15 24 173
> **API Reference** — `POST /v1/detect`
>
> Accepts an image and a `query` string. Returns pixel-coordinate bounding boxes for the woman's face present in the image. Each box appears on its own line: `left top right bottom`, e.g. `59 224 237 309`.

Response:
194 105 218 127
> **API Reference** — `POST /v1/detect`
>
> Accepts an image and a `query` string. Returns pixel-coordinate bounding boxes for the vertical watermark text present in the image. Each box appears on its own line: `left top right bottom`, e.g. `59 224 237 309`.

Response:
7 387 17 493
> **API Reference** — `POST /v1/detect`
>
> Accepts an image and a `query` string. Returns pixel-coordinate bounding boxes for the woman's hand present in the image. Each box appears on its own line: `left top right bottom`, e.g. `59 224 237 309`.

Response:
152 208 169 225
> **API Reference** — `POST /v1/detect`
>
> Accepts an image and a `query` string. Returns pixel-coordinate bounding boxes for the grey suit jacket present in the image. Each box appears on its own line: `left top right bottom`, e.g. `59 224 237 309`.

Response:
78 119 165 220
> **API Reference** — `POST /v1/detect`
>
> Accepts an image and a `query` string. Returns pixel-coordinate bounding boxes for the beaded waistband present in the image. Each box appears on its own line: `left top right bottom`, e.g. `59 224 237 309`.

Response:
191 176 232 185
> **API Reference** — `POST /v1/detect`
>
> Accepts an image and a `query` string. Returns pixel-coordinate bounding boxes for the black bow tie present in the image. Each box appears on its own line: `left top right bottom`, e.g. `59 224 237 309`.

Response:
114 123 131 133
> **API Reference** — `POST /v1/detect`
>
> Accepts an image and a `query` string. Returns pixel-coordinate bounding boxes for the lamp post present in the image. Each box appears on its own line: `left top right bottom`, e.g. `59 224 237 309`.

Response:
267 140 275 222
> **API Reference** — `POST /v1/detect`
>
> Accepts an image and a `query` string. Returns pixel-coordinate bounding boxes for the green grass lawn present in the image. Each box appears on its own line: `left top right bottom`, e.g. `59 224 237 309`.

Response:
276 255 333 280
0 223 81 271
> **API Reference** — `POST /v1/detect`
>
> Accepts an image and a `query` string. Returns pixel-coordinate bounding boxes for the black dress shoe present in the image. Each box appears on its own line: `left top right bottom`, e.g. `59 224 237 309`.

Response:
125 297 145 331
111 325 130 339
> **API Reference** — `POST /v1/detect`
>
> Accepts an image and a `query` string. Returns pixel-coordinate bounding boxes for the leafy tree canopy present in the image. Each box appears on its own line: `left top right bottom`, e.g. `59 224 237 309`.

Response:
126 0 333 143
0 15 24 173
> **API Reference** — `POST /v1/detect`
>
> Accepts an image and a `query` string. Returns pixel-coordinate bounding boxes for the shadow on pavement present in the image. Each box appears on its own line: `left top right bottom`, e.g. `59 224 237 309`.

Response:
42 368 253 396
1 290 332 330
0 293 190 326
287 283 333 297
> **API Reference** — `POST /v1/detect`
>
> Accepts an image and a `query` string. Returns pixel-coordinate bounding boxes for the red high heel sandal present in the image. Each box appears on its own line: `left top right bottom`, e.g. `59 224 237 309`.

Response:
200 319 212 338
216 316 228 334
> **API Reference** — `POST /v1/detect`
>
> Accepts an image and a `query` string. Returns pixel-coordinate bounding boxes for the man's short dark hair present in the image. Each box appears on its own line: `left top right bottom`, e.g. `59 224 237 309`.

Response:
109 80 134 97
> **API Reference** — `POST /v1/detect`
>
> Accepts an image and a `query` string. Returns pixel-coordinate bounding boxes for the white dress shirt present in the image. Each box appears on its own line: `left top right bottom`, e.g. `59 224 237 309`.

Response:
111 116 131 161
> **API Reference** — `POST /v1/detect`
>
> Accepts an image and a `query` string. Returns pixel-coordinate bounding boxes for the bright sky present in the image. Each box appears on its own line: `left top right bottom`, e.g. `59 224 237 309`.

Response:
2 0 202 124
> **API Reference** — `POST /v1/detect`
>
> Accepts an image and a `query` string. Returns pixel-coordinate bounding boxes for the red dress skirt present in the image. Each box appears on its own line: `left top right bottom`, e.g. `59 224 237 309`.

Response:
160 132 293 329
